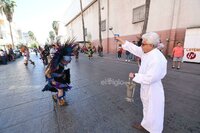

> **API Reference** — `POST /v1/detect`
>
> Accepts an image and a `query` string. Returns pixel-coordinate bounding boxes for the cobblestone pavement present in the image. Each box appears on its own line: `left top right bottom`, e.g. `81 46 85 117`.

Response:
0 53 199 133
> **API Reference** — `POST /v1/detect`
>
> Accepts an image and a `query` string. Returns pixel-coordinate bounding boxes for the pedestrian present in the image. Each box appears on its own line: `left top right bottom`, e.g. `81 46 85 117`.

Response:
98 45 103 57
74 44 80 61
33 47 38 56
50 44 57 59
21 46 35 66
92 45 96 53
97 45 101 56
157 41 165 53
87 46 94 60
0 49 7 65
133 40 142 67
38 45 49 65
172 42 184 69
125 50 131 62
117 44 123 59
8 47 15 61
115 32 167 133
42 40 77 106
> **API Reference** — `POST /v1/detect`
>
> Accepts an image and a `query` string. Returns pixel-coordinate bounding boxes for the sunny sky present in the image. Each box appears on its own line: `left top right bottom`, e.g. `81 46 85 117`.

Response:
14 0 73 44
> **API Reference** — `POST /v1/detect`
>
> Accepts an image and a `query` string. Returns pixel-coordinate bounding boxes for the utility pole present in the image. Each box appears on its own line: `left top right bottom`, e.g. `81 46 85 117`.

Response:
142 0 151 35
79 0 86 46
98 0 103 55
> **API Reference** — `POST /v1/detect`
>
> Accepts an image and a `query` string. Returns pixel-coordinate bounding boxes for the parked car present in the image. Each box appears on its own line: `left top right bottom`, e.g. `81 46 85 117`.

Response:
13 49 22 58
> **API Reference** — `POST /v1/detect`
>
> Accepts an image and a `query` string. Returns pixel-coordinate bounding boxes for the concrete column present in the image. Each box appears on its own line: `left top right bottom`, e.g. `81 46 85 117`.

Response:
167 0 181 55
106 0 110 53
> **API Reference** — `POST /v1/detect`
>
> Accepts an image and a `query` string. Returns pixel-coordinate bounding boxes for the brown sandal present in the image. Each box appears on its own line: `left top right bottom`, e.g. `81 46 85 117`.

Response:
132 123 149 133
58 99 68 106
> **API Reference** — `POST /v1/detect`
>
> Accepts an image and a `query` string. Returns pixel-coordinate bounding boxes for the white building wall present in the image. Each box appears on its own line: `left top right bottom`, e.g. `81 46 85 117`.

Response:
70 16 83 41
177 0 200 28
108 0 145 36
65 0 200 53
146 0 200 32
65 0 146 40
147 0 175 32
84 2 99 41
66 1 99 41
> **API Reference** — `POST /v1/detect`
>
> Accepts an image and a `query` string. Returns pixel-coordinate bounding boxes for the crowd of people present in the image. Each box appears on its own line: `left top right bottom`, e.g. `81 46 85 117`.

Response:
0 47 21 65
0 32 186 133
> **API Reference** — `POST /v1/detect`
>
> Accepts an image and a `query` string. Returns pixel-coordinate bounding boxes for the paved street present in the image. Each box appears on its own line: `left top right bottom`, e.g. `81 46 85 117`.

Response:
0 53 200 133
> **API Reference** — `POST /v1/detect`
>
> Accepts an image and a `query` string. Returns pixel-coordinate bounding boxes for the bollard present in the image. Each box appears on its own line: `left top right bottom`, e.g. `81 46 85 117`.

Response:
125 78 136 102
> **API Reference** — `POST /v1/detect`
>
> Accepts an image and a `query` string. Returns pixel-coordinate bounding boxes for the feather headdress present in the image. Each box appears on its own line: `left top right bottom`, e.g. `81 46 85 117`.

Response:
49 37 77 72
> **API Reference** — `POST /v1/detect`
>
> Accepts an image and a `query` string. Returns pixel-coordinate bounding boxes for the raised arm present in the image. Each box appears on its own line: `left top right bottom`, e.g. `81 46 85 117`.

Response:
115 36 143 58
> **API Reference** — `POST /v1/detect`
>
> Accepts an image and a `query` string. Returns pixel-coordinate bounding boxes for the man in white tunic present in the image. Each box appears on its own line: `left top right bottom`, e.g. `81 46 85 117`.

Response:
115 32 167 133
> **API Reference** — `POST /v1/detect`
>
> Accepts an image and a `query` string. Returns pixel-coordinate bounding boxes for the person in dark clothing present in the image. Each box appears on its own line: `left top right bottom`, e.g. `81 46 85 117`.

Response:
42 40 77 106
118 44 123 59
125 50 131 62
98 45 103 57
0 49 7 65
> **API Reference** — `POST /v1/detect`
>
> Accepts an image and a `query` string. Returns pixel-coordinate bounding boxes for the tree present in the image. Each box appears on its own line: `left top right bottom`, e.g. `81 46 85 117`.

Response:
29 43 37 49
2 0 16 48
0 1 4 14
28 31 39 48
28 31 36 41
49 31 55 44
79 0 86 46
52 21 59 36
142 0 150 35
0 2 3 39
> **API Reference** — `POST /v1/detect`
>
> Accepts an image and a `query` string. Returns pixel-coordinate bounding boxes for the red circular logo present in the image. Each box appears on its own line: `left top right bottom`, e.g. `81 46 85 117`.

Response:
186 52 196 59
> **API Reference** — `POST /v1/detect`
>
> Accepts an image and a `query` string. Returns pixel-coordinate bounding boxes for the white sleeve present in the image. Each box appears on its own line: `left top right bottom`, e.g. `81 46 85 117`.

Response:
122 41 143 58
133 59 167 85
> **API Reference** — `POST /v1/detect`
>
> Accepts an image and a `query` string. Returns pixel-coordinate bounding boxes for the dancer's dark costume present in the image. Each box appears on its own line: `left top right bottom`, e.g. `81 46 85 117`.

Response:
42 41 77 106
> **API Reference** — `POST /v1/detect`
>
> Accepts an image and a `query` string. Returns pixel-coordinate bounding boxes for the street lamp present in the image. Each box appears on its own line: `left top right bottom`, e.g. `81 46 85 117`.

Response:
109 27 114 35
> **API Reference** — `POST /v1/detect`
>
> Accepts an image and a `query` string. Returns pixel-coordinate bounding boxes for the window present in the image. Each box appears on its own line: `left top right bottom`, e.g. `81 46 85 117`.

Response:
101 20 106 31
132 5 145 23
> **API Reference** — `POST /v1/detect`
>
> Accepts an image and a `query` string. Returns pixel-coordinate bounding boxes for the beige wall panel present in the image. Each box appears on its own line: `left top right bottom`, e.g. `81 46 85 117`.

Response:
65 0 199 54
84 2 99 41
147 0 175 32
177 0 200 28
71 16 83 41
108 0 145 36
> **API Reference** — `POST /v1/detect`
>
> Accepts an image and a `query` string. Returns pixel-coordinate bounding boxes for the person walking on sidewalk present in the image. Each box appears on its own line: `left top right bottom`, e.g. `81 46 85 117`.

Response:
50 44 57 59
21 46 35 66
98 45 103 57
125 50 131 62
117 44 123 59
115 32 167 133
74 44 80 61
172 42 184 69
